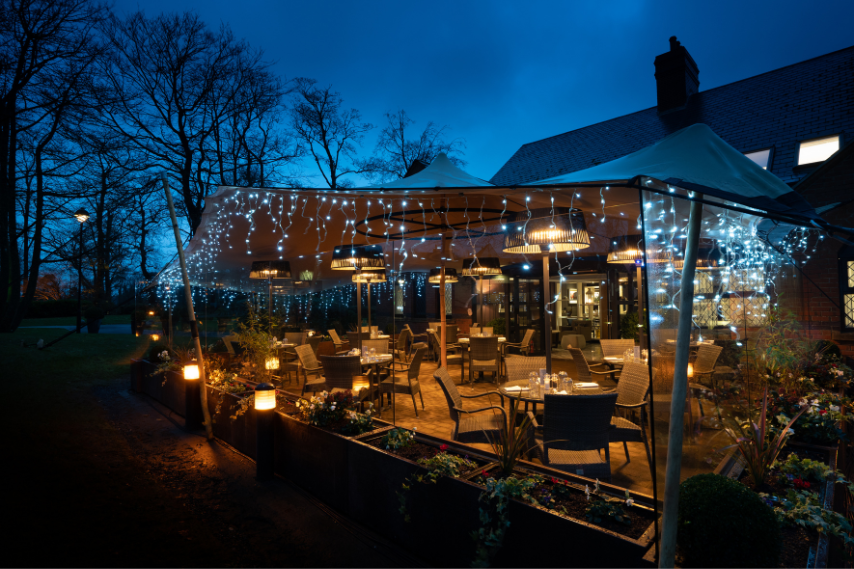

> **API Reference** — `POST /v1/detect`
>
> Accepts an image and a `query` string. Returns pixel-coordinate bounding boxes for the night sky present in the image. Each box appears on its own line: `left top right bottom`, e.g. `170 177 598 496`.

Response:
110 0 853 185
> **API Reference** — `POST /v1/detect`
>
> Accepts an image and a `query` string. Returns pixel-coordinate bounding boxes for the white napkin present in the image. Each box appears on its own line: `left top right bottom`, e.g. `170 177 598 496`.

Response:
504 386 526 392
576 382 599 389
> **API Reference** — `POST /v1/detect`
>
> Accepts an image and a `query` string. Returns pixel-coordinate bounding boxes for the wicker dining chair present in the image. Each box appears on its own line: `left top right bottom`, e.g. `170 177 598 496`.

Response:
295 344 328 395
320 354 363 391
568 347 620 389
528 392 618 481
327 329 349 354
469 336 499 385
391 328 412 363
429 330 466 380
362 338 389 354
505 355 547 382
480 327 494 336
600 339 636 364
470 326 481 336
434 366 506 443
381 344 427 418
608 362 652 468
502 329 535 357
284 331 307 346
688 343 725 428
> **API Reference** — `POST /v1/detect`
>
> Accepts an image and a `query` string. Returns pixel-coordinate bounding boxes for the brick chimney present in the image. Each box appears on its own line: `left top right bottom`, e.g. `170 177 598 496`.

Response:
654 36 700 113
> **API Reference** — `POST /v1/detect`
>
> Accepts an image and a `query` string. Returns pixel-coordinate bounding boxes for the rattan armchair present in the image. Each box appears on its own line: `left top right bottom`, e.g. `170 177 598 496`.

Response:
505 355 546 382
434 366 506 443
568 347 620 389
327 329 349 354
362 338 389 354
608 362 652 467
381 344 427 418
600 339 635 366
391 328 412 363
528 392 618 481
429 330 466 380
502 329 535 357
689 343 725 429
469 336 499 385
295 344 328 395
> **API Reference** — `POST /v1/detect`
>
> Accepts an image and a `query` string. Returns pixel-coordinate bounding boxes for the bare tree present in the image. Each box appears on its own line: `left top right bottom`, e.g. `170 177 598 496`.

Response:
98 11 297 234
364 109 466 183
0 0 106 332
290 78 373 188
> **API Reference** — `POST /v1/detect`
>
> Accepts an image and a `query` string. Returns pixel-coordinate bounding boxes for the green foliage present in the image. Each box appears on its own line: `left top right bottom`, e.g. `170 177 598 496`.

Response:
775 452 837 483
769 489 854 548
83 305 106 321
472 474 541 567
339 406 375 436
722 388 806 488
618 311 641 341
584 480 631 526
484 398 531 478
398 449 477 522
678 473 781 568
485 318 505 336
767 390 848 447
234 302 280 381
25 299 80 318
294 390 359 428
380 428 415 450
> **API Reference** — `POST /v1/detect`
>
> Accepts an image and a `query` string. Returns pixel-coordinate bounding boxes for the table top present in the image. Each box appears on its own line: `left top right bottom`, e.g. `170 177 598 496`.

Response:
499 379 603 402
458 336 506 343
360 354 392 365
273 343 296 348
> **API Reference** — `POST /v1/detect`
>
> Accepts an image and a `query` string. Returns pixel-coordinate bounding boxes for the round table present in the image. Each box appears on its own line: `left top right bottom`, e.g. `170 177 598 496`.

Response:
360 353 393 410
499 379 603 415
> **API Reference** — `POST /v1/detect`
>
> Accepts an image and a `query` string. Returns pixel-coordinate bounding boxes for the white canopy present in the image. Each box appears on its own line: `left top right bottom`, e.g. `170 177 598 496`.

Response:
380 153 493 189
529 124 816 218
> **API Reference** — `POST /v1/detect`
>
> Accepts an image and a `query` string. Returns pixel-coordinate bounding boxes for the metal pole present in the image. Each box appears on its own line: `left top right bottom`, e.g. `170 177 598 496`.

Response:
160 172 214 441
637 264 647 351
268 275 273 338
440 234 447 369
659 197 703 568
356 270 362 353
76 225 84 333
367 281 372 332
542 250 552 374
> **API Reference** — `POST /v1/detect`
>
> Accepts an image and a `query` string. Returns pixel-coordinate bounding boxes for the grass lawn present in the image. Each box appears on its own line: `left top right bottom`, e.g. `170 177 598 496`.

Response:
1 329 238 566
20 313 131 326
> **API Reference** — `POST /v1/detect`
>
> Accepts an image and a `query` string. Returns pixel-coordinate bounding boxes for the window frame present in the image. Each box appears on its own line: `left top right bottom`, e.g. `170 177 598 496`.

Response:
838 245 854 331
744 146 775 170
797 134 841 166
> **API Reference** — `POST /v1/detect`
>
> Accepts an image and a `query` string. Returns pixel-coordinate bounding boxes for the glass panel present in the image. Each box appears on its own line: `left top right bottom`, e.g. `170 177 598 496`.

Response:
848 261 854 288
744 148 771 169
642 188 813 506
444 282 452 315
846 294 854 328
798 135 840 165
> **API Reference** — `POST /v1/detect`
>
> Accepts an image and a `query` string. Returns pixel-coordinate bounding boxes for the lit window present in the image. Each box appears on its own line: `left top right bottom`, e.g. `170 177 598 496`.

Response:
798 135 839 165
745 149 771 169
841 256 854 330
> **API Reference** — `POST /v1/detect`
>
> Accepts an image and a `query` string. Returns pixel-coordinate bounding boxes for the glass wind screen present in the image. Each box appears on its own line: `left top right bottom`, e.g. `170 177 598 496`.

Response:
641 189 819 505
798 136 839 165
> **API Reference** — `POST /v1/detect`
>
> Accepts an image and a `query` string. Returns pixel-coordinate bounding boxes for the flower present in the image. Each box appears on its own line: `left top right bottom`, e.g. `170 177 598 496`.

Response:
830 405 840 412
820 409 828 415
439 444 448 451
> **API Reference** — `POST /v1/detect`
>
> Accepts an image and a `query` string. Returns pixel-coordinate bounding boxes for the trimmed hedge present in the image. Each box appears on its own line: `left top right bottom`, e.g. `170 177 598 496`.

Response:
24 299 79 318
678 473 781 568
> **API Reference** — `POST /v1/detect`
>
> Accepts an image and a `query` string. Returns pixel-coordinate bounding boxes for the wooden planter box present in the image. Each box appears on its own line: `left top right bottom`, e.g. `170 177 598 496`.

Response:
351 430 657 568
206 386 256 459
788 441 840 569
272 399 391 516
130 359 185 417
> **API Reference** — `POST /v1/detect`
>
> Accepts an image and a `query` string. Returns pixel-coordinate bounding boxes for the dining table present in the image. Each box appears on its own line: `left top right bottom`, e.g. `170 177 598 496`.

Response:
457 336 506 382
359 353 393 410
499 379 603 416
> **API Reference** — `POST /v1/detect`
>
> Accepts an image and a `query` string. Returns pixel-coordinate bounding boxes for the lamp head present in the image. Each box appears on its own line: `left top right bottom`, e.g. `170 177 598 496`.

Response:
74 208 90 223
254 383 276 410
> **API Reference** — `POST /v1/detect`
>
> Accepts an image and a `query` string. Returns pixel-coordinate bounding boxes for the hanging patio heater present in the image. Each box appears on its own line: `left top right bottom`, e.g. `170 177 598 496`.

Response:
249 261 291 329
352 269 387 333
331 245 384 351
461 258 502 327
503 208 590 372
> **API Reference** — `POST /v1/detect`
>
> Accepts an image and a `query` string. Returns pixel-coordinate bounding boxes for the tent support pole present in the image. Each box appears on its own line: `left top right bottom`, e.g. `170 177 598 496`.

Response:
542 249 552 374
356 270 362 353
659 197 703 568
161 172 214 441
440 234 447 369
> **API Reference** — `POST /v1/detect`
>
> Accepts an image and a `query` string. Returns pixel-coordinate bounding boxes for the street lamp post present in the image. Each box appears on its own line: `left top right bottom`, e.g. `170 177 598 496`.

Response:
73 208 89 333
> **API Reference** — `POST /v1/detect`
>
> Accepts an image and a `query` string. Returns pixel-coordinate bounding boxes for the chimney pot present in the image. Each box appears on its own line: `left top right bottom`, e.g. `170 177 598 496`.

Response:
654 36 699 113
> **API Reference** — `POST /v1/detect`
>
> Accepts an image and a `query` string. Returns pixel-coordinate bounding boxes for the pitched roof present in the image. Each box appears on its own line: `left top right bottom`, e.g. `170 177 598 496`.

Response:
490 46 854 187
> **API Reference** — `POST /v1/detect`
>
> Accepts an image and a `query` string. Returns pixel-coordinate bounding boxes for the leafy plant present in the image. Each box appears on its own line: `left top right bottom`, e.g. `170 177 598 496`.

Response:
380 427 415 450
294 390 359 427
584 479 631 526
769 489 854 548
83 304 105 321
678 473 781 568
339 406 375 436
234 302 281 382
398 449 477 522
775 452 838 484
472 473 541 567
721 387 806 488
766 390 848 446
619 311 644 341
485 318 505 336
483 398 532 478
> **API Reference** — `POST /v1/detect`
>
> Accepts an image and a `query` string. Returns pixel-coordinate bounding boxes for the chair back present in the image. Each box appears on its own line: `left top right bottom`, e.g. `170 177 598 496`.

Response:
407 344 428 380
543 392 617 452
568 347 594 382
428 330 441 358
520 329 535 351
433 366 463 423
295 344 320 373
694 344 723 373
600 339 635 359
223 335 239 355
346 331 367 347
328 329 343 345
320 355 361 391
481 326 494 336
446 325 458 343
362 338 389 354
505 356 546 382
470 326 481 336
615 362 650 407
284 331 306 346
470 336 499 363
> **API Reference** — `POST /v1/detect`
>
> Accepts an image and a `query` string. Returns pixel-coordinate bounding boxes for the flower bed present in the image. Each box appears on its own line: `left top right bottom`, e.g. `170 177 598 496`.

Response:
130 359 185 417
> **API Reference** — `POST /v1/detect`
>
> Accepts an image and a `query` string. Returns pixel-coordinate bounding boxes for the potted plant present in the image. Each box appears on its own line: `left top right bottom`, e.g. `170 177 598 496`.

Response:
84 305 105 333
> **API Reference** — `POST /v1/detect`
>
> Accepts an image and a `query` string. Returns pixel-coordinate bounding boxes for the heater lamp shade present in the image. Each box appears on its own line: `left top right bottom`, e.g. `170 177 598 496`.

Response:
503 208 590 254
460 258 502 276
427 268 459 283
249 260 292 279
293 280 313 288
352 269 387 284
331 245 384 271
254 383 276 410
607 235 644 264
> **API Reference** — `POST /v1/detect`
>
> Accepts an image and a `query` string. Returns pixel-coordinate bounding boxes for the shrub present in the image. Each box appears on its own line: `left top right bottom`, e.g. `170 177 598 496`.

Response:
25 299 79 318
486 317 505 335
678 473 781 568
84 305 105 321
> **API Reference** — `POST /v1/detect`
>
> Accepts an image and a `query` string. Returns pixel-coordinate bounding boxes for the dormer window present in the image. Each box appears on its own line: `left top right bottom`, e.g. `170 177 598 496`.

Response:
798 135 840 166
745 148 772 170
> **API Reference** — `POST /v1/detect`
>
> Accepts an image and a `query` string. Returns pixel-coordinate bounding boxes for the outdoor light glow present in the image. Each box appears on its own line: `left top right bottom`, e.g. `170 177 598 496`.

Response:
183 363 200 380
151 334 160 341
255 387 276 410
265 357 279 370
73 208 89 223
687 363 694 378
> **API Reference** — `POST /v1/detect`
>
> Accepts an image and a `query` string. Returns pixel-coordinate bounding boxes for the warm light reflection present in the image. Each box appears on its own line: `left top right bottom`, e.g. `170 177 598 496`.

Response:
352 376 371 392
687 363 694 378
265 357 279 370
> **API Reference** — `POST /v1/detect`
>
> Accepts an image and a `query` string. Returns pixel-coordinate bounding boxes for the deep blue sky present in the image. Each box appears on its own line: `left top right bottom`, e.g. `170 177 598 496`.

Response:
111 0 854 185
